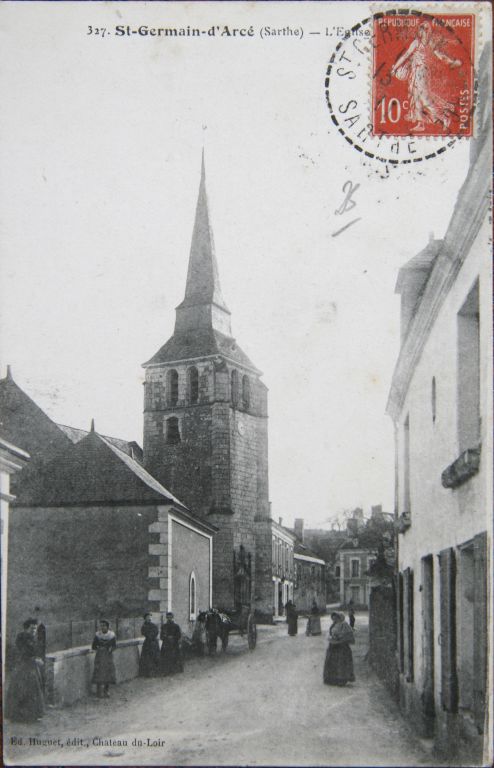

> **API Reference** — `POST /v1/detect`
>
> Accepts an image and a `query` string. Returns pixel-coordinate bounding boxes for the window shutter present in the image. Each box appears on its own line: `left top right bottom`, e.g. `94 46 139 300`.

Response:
402 568 414 682
473 532 487 733
407 569 414 682
439 547 458 712
397 573 404 673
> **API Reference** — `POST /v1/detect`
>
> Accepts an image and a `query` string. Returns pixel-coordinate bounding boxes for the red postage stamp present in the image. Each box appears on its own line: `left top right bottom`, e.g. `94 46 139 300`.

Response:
372 12 475 137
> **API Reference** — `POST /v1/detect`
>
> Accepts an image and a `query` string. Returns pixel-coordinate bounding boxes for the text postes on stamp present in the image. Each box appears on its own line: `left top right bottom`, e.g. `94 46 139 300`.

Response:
372 12 475 137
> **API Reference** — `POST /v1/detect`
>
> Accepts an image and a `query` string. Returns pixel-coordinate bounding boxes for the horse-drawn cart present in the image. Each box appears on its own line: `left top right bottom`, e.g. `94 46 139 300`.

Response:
203 605 257 653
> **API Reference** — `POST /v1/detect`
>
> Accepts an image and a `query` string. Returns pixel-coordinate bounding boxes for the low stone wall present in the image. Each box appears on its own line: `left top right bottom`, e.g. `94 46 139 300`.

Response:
46 638 143 708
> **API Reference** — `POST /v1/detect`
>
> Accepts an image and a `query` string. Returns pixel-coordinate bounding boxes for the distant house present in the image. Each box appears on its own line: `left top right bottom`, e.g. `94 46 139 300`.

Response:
270 518 295 618
0 373 215 647
291 519 326 613
336 506 394 609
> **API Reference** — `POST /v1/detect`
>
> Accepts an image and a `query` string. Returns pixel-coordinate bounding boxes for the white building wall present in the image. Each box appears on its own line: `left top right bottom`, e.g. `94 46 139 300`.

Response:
397 211 491 704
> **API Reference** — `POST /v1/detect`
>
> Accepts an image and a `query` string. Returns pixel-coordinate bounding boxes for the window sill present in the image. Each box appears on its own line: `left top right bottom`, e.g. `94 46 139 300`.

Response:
441 446 481 489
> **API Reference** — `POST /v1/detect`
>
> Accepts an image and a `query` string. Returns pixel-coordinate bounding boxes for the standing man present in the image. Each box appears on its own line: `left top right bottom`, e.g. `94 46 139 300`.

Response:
160 612 184 675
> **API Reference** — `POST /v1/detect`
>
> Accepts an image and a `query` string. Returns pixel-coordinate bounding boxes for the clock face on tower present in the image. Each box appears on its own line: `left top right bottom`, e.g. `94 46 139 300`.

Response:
237 418 245 436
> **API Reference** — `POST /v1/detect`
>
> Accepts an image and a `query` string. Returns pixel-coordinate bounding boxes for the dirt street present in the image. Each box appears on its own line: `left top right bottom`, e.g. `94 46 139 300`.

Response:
4 614 437 766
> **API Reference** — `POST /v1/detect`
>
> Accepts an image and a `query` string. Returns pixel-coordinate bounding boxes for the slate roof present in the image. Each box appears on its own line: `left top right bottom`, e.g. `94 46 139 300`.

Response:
19 429 186 508
294 540 326 563
143 328 260 373
180 151 229 313
0 375 73 499
57 423 143 463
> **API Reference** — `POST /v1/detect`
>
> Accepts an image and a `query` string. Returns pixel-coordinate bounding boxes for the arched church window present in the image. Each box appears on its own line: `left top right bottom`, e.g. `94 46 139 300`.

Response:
168 369 179 406
189 571 197 620
242 375 250 410
166 416 180 444
231 369 239 406
188 366 199 404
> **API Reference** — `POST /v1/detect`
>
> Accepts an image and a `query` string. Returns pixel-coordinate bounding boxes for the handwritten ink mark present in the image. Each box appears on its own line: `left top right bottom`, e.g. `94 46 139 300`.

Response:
334 180 360 216
331 217 361 238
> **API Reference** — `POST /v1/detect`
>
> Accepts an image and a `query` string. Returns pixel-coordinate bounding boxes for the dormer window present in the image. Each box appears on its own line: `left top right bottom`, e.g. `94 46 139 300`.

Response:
188 366 199 404
168 369 179 406
242 375 251 410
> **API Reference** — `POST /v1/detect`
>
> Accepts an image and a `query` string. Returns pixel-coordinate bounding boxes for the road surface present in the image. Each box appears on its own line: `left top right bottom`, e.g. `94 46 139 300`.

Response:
4 614 437 766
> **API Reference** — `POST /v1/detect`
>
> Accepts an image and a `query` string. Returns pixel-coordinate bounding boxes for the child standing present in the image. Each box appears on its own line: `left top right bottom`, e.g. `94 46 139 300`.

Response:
92 620 116 698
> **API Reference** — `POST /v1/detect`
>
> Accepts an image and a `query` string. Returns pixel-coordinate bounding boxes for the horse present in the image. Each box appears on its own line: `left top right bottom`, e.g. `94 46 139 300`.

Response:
203 609 231 654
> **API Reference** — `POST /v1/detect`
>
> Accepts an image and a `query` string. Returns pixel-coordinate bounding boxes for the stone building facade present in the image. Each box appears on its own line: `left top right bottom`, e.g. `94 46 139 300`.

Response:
293 544 326 613
269 519 295 618
0 374 215 647
142 156 270 613
386 44 492 766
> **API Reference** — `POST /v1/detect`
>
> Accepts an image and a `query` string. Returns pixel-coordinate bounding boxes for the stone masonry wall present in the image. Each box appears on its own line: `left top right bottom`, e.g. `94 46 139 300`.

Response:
7 504 159 645
143 358 270 612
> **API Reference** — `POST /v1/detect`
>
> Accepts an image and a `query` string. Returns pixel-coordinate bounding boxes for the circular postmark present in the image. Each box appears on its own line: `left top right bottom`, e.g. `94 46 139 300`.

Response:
325 8 476 165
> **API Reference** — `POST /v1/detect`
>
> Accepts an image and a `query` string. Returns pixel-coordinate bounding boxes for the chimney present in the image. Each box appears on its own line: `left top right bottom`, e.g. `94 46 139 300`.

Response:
294 518 304 542
371 504 383 519
278 516 283 527
347 518 358 535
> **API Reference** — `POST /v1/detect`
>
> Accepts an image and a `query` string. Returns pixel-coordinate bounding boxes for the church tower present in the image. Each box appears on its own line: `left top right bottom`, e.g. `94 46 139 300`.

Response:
143 156 270 611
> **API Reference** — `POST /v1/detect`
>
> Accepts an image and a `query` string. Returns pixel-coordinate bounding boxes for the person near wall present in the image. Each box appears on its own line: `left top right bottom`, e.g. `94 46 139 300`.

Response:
192 612 208 656
323 611 355 686
139 613 160 677
285 600 298 636
347 602 356 630
34 607 47 692
306 599 322 636
160 612 184 675
5 618 45 722
91 620 117 698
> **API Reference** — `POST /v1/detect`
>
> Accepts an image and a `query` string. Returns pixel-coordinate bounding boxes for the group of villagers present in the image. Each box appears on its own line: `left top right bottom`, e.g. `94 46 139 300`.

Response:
6 603 356 722
88 611 184 698
286 599 356 686
5 611 183 721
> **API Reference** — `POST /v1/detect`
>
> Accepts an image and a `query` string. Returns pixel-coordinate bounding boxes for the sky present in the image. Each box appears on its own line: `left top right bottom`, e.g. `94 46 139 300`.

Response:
0 1 471 528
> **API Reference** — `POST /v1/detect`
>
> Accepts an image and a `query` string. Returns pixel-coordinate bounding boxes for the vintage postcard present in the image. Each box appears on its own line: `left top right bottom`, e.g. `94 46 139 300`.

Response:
0 1 492 766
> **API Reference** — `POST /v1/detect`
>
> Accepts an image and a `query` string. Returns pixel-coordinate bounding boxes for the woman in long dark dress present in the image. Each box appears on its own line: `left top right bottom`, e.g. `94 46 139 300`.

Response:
306 600 322 636
285 600 298 636
323 612 355 686
139 613 160 677
91 620 117 698
5 618 45 722
160 612 183 675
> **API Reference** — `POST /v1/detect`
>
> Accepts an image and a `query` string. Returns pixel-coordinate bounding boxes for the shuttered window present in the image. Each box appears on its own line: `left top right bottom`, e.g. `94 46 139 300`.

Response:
398 572 404 673
439 547 458 713
403 568 414 682
473 532 487 733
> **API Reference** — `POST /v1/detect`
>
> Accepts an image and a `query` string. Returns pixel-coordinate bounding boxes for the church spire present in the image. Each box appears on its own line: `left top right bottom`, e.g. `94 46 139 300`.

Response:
174 153 232 336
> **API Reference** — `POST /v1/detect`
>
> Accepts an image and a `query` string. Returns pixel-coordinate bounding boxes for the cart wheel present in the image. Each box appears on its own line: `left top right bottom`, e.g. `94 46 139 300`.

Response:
247 614 257 650
221 631 229 652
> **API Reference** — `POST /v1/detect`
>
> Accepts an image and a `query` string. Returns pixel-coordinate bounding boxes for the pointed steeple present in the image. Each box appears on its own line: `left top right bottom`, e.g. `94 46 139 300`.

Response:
175 153 232 336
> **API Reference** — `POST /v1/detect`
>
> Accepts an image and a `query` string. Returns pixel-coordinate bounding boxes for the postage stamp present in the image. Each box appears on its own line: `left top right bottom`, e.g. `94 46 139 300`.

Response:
371 11 475 137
